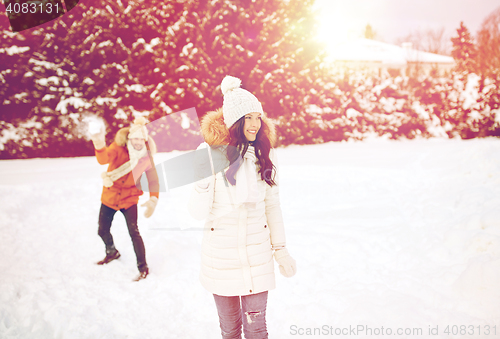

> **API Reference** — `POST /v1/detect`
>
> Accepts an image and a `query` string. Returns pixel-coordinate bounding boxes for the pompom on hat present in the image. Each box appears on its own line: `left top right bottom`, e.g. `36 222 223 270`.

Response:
221 75 264 128
128 116 149 140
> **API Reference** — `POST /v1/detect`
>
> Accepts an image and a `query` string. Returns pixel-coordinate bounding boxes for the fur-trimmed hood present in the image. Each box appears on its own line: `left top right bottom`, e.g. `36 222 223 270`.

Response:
200 108 276 147
114 127 157 154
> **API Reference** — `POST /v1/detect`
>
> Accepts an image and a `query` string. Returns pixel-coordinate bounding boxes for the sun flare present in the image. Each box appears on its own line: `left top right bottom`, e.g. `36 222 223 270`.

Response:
313 2 364 56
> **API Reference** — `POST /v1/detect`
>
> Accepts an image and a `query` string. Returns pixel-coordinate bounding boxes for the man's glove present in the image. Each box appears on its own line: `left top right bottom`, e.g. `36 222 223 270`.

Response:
141 196 158 218
274 248 297 277
89 122 106 150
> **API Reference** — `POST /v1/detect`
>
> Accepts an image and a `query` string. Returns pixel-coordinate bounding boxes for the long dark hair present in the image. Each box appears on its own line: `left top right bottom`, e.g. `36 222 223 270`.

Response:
225 115 276 187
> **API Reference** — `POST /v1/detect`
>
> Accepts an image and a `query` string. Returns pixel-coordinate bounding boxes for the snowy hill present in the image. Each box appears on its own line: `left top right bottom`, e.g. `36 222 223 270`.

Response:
1 138 500 338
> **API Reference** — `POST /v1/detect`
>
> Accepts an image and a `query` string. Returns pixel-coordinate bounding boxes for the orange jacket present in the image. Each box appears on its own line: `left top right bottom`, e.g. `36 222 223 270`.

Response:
95 134 159 210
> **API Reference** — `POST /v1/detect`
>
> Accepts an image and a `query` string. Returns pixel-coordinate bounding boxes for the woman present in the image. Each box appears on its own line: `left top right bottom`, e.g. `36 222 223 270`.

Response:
188 76 296 338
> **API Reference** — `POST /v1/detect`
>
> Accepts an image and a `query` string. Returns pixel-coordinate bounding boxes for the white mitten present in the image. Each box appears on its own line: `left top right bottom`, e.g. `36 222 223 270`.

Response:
101 172 114 187
141 196 158 218
90 124 106 150
273 248 297 277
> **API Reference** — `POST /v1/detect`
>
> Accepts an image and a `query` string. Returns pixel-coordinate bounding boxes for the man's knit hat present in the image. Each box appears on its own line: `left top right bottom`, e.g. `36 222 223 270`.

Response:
221 75 264 128
128 116 149 139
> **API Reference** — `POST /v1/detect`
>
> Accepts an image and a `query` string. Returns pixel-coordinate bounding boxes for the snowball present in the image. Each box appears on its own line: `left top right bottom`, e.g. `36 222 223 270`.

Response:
83 115 106 139
88 121 102 135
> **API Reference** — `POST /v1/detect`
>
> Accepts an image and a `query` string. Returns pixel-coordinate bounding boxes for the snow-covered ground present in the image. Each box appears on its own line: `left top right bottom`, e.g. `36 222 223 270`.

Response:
1 138 500 339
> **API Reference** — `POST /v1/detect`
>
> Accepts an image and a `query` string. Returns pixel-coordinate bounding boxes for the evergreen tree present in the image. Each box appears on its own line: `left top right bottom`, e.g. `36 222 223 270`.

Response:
475 7 500 134
1 0 332 157
1 0 188 157
476 6 500 82
127 0 328 145
451 21 476 74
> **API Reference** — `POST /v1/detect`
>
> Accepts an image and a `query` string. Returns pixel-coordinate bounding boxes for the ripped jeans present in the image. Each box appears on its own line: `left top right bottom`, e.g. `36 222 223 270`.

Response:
213 291 268 339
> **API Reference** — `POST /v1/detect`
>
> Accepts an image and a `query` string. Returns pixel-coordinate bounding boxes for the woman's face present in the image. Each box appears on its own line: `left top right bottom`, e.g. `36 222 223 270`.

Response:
243 112 262 142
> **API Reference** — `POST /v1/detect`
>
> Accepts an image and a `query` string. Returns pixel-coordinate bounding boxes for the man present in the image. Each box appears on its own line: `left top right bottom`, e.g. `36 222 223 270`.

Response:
90 116 159 281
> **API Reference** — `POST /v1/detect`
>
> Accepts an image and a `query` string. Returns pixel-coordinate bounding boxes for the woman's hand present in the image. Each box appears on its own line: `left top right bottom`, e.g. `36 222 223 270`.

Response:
274 248 297 277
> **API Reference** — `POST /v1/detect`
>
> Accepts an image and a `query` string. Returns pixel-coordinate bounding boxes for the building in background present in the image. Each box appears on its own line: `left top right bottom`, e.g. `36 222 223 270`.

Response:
327 38 455 77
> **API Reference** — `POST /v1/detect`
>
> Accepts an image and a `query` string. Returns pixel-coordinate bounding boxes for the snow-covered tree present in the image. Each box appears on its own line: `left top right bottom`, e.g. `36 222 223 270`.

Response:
151 0 328 145
1 0 193 157
451 21 476 75
1 0 333 157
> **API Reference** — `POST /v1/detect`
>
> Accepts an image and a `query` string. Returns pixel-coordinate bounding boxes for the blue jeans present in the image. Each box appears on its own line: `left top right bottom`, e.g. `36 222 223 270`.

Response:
213 291 268 339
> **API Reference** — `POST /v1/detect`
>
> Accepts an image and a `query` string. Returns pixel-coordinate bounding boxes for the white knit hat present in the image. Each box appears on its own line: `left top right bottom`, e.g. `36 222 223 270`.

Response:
128 116 149 139
221 75 264 128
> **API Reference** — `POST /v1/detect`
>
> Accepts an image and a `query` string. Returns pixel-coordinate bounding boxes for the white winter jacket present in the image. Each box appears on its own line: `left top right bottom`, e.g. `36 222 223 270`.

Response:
188 109 286 296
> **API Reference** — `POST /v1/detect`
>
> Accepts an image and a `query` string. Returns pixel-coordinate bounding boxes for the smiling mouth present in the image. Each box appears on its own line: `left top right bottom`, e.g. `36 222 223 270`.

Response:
247 130 257 134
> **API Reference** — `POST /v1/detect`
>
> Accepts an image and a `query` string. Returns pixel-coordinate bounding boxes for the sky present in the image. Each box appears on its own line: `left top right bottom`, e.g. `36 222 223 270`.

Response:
313 0 500 50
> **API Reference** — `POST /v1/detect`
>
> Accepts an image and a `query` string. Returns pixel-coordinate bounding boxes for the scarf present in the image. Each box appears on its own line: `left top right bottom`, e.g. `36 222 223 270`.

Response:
101 140 148 187
234 145 260 208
